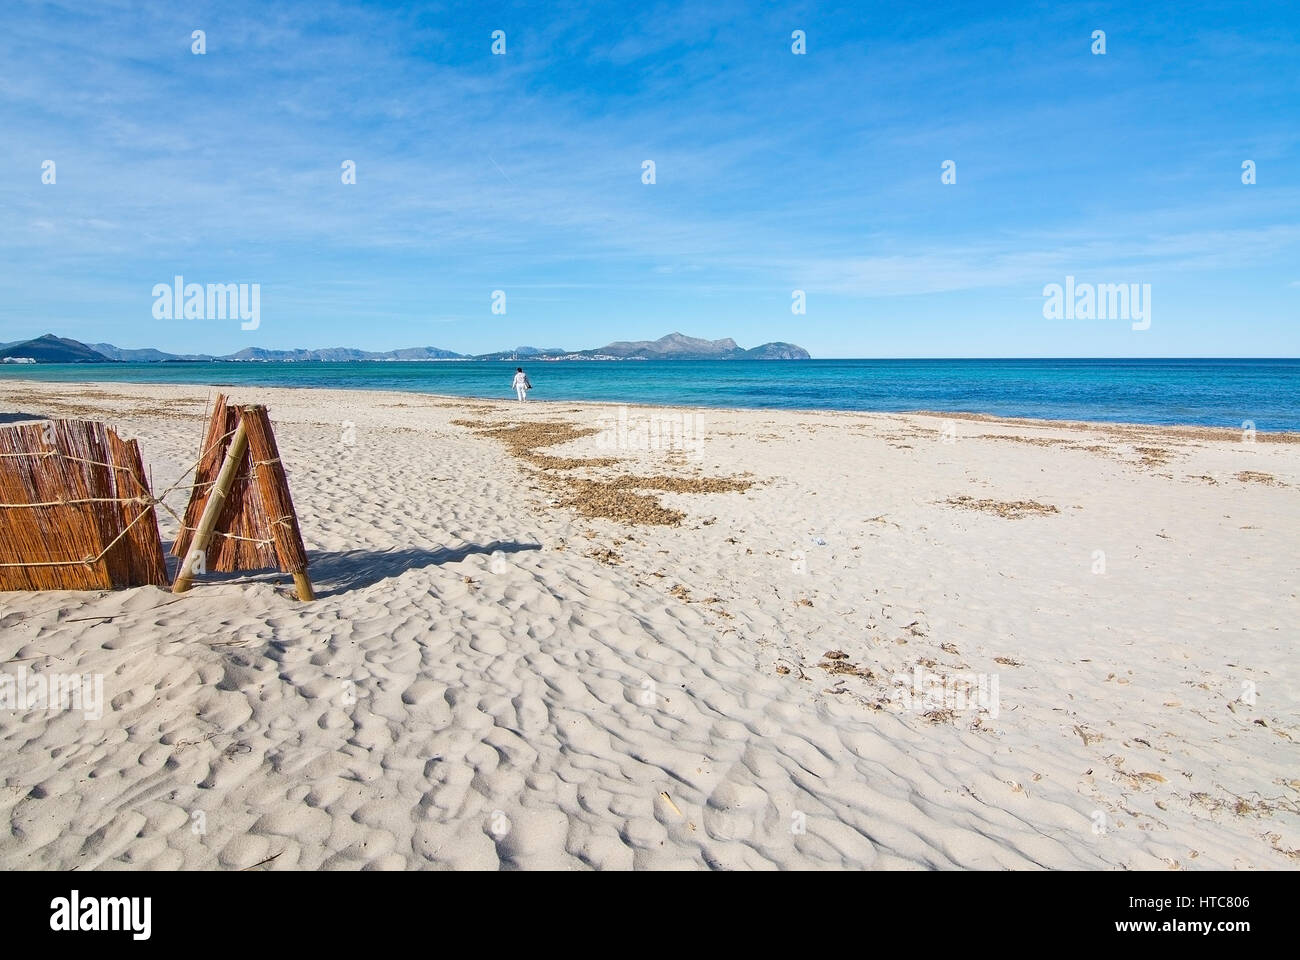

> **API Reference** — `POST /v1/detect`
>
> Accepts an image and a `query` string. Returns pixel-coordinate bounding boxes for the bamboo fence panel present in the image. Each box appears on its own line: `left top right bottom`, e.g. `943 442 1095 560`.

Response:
0 419 168 590
242 407 309 575
171 397 311 596
172 395 276 571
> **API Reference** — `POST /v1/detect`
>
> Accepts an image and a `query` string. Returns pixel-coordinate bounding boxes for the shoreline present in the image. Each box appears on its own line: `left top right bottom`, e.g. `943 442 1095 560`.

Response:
1 376 1297 440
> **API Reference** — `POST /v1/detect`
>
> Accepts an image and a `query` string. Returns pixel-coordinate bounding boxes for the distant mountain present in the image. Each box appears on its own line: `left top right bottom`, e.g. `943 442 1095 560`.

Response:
595 333 739 359
90 343 212 362
476 345 569 361
4 333 809 364
91 343 464 362
742 341 809 360
585 332 810 360
1 334 114 363
383 346 465 361
224 345 465 362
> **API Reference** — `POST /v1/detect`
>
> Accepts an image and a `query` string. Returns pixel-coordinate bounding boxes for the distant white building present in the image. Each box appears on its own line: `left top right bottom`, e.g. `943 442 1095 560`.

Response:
2 357 37 364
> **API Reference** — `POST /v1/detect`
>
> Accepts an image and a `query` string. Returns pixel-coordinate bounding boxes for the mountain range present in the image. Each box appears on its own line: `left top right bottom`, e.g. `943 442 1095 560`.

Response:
0 332 811 363
0 335 114 363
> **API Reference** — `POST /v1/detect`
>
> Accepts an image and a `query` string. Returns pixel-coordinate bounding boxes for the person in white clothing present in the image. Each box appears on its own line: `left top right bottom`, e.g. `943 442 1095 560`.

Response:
512 367 531 402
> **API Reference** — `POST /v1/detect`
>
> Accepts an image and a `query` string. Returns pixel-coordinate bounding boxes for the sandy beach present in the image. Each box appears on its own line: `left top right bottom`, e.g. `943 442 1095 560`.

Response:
0 378 1296 870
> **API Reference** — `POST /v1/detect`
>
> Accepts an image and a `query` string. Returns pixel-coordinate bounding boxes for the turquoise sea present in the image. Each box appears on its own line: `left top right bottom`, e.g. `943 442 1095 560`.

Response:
2 358 1297 432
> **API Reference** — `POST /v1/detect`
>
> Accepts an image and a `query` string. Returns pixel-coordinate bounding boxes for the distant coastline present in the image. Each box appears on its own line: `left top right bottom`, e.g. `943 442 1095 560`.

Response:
0 331 811 365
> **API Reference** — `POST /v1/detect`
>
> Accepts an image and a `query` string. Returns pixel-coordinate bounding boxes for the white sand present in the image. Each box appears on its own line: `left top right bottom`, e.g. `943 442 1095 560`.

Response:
0 379 1296 870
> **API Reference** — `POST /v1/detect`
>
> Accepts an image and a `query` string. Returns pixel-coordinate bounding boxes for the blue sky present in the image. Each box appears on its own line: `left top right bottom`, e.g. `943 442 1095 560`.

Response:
1 0 1297 358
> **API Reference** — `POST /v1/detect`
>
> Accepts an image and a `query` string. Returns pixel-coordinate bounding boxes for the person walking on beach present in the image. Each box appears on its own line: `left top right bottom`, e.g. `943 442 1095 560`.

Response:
512 367 531 403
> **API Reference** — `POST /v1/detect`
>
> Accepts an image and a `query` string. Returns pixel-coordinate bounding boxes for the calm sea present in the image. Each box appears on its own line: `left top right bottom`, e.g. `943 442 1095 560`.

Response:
2 358 1297 431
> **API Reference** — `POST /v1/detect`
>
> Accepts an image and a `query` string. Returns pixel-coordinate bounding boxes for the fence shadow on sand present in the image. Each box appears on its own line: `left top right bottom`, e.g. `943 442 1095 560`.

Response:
300 541 543 597
157 541 543 598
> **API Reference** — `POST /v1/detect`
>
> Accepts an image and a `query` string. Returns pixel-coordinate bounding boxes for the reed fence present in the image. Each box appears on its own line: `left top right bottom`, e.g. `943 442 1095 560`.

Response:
0 419 169 590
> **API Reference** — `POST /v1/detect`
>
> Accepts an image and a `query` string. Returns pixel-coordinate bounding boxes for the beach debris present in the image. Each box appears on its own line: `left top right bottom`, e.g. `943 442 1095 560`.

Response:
943 496 1059 519
1116 766 1170 788
556 478 686 525
658 791 684 818
657 791 695 831
1235 470 1284 486
172 395 313 600
818 656 872 678
1074 725 1103 746
1132 445 1175 467
240 851 283 871
601 474 750 494
979 433 1074 447
537 471 751 526
451 418 751 525
449 418 616 470
0 418 169 590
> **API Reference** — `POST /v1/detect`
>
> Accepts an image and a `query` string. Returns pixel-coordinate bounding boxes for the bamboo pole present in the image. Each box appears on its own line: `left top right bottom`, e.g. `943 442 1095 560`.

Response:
172 417 249 594
292 571 315 601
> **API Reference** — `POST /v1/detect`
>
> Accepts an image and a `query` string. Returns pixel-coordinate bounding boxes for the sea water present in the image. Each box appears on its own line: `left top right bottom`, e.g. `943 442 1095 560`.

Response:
3 358 1297 431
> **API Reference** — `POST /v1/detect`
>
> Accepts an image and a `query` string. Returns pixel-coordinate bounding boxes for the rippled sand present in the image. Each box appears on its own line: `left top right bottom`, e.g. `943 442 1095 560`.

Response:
0 379 1296 870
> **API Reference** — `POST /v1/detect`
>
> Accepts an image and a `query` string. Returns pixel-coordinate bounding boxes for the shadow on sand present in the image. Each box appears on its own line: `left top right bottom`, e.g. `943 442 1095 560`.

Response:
308 541 542 596
0 412 51 425
163 540 544 599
